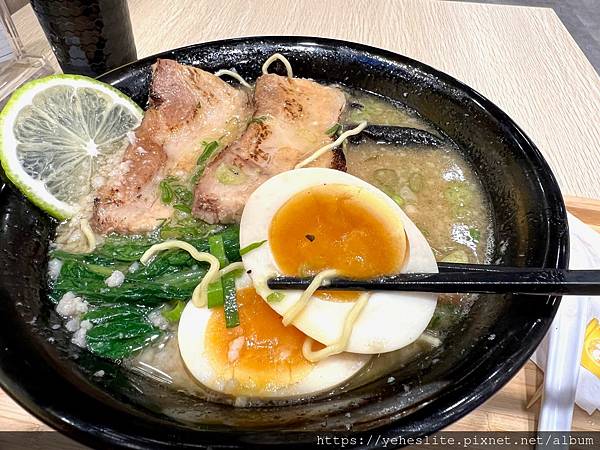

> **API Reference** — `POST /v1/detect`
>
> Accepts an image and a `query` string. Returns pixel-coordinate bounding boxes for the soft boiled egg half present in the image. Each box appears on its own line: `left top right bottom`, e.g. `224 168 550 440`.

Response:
239 167 438 354
177 167 437 398
178 272 369 398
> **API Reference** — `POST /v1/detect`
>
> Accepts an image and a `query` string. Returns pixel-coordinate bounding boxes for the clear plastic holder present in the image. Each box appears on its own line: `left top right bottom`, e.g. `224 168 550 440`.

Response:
0 0 54 108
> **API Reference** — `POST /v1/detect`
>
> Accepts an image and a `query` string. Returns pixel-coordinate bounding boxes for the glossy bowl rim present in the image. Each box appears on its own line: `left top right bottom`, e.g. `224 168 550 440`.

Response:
0 36 569 449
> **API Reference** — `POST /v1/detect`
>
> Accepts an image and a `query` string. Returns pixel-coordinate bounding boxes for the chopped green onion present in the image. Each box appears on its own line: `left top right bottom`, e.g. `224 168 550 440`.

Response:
159 176 193 209
207 278 224 308
222 274 239 328
408 173 424 193
162 300 186 323
249 115 268 124
173 204 192 214
207 234 229 309
469 227 481 243
215 163 247 185
444 182 473 208
267 292 285 302
391 194 405 207
208 234 229 267
239 240 267 256
325 123 341 136
198 141 219 165
373 168 399 188
191 140 220 183
159 180 174 204
174 186 193 207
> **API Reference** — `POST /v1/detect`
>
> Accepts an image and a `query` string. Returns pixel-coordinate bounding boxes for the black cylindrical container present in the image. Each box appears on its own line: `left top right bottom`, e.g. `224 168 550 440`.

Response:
30 0 136 77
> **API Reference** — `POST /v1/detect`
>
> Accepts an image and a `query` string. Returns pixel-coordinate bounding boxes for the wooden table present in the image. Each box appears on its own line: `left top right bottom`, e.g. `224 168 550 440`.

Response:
3 0 600 442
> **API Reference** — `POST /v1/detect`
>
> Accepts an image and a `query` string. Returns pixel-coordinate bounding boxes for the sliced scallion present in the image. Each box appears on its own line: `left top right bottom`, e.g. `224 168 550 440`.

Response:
208 234 229 267
267 292 285 302
215 163 246 185
391 194 405 207
191 140 220 183
249 115 267 124
207 234 229 310
159 180 174 204
198 141 219 165
325 122 341 136
162 300 186 323
207 278 224 308
408 173 424 192
173 204 191 214
469 227 481 243
239 240 267 256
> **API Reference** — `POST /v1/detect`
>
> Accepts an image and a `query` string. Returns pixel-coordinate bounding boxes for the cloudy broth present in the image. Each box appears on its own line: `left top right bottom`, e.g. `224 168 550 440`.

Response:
130 89 494 401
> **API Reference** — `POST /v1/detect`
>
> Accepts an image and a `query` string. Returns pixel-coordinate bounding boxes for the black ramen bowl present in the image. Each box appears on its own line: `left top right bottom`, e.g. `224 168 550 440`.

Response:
0 37 568 449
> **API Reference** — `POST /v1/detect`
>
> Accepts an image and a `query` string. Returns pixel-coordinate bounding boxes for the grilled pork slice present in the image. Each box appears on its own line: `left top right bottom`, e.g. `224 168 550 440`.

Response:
192 74 346 224
91 59 252 234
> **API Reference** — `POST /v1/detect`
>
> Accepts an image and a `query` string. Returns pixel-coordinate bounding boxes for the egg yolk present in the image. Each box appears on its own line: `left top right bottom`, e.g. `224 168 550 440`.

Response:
268 184 407 301
205 287 321 394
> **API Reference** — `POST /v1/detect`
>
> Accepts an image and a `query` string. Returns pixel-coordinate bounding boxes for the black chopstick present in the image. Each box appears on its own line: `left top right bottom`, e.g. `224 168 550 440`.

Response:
267 265 600 296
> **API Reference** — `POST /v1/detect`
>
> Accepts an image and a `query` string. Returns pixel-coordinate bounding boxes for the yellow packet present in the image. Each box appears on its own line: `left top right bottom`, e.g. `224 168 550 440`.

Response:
581 318 600 379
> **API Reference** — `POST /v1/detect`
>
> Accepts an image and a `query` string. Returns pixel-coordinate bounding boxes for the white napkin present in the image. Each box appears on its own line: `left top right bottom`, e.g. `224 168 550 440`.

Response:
531 213 600 421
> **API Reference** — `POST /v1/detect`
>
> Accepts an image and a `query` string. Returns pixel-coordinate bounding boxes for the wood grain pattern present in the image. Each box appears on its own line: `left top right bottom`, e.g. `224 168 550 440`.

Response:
3 0 600 439
565 196 600 233
11 0 600 198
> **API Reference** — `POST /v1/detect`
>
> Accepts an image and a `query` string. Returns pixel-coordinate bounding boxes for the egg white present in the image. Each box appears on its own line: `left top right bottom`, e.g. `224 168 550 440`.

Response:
177 274 370 398
240 168 438 354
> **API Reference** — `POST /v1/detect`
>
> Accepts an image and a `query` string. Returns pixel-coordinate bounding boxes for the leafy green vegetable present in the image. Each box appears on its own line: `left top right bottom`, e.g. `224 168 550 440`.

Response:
88 234 161 262
239 240 267 256
84 304 143 325
162 300 186 323
52 219 246 358
325 123 341 136
53 261 208 305
87 320 156 341
267 292 285 302
51 226 241 306
83 303 160 360
87 332 160 360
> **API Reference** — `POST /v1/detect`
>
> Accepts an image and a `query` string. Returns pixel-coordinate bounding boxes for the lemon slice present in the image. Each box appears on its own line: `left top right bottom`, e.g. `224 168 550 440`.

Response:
0 75 143 220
